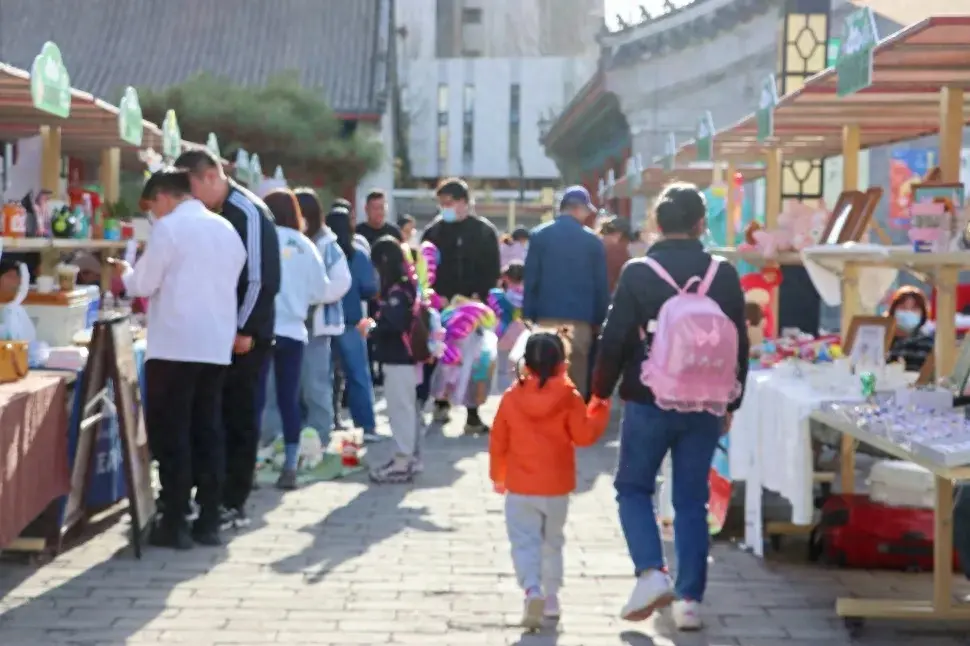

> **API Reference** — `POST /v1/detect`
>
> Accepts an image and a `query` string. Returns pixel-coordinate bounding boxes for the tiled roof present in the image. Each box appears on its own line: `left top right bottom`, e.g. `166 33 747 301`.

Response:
0 0 390 117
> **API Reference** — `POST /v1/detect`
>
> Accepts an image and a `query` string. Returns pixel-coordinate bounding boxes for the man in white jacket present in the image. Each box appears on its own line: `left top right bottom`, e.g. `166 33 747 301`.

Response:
114 168 245 549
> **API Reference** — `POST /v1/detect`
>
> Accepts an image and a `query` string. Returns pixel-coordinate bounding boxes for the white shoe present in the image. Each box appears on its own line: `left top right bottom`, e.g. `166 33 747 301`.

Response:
620 570 674 622
543 594 561 618
521 592 545 631
672 599 703 631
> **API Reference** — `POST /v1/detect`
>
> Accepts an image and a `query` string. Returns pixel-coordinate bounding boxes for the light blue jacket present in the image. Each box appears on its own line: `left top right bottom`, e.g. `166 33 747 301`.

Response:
310 229 352 336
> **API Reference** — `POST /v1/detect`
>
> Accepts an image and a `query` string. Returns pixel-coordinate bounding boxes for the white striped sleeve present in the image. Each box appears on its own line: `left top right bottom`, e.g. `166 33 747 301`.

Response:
229 192 263 330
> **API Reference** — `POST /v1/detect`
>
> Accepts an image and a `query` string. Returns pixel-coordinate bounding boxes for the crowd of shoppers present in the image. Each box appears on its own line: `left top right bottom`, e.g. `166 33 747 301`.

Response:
124 160 747 633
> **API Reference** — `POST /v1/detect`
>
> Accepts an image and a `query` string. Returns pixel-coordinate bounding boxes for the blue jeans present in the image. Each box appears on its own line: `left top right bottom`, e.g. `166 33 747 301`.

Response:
256 336 305 447
333 327 376 432
615 401 721 602
301 335 334 443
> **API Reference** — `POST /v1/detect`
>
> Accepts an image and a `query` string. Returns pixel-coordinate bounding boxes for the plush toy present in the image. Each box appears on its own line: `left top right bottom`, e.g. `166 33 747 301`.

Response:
740 268 782 339
740 201 829 256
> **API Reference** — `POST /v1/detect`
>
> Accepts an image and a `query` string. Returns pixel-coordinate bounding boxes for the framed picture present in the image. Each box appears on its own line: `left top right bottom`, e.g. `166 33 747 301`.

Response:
843 315 895 369
911 182 965 209
946 335 970 395
819 190 866 245
845 187 884 242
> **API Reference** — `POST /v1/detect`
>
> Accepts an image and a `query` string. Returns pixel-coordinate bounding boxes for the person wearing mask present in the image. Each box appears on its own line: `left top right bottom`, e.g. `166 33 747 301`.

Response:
326 205 381 443
422 177 501 432
257 190 340 489
591 182 748 630
523 186 608 400
355 189 403 246
599 216 634 293
885 286 934 371
174 149 281 530
113 168 246 548
400 214 418 247
500 227 530 270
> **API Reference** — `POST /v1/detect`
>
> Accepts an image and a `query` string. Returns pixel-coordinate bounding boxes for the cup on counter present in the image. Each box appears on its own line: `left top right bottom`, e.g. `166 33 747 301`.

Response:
55 264 79 292
35 275 55 293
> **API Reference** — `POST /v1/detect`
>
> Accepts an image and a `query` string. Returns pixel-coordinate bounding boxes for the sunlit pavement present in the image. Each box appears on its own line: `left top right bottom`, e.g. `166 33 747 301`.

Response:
2 396 970 645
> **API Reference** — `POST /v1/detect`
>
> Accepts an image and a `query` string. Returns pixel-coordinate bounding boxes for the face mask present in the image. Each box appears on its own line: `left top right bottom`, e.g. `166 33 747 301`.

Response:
441 208 457 223
894 309 921 331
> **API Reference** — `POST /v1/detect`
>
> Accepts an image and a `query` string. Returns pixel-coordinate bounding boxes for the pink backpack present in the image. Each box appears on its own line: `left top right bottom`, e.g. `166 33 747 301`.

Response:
639 257 741 415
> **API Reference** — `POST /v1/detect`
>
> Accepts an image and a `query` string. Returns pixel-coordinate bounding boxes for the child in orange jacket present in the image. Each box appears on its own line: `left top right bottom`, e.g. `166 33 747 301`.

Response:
489 330 610 630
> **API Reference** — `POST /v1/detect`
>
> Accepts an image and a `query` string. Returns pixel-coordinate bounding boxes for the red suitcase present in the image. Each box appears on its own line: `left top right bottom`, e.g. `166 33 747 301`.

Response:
809 494 960 571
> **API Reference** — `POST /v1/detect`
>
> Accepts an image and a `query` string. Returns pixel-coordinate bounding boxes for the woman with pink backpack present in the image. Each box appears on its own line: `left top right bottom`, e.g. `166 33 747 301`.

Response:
590 182 749 631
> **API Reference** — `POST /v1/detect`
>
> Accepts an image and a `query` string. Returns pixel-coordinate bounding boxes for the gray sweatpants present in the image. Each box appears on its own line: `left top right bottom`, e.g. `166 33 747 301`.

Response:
384 365 419 456
505 493 569 595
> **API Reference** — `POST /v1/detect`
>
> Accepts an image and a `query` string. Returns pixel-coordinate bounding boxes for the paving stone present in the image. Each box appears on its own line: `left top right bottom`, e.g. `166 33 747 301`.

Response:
2 396 970 644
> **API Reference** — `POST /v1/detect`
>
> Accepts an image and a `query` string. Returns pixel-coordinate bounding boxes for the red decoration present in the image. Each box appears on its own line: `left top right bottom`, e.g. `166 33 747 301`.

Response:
741 269 783 339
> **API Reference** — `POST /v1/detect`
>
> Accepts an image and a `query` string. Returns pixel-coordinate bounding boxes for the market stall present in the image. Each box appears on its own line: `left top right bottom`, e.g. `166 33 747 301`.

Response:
675 13 970 628
0 43 214 554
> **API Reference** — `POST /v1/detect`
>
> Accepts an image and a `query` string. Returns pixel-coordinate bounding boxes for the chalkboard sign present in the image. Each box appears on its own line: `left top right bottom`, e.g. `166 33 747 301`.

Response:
105 315 155 557
63 322 111 533
66 315 154 557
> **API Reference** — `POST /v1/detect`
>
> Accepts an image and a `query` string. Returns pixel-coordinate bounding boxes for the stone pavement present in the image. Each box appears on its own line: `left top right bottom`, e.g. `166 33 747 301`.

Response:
3 397 970 645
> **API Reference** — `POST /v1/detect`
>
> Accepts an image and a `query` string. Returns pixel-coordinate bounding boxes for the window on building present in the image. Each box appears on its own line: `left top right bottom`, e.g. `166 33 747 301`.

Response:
437 84 449 168
461 7 482 24
508 83 521 160
462 84 474 161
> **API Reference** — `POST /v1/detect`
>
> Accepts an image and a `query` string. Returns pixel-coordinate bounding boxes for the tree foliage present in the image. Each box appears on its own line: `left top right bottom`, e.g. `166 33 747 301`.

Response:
137 71 384 187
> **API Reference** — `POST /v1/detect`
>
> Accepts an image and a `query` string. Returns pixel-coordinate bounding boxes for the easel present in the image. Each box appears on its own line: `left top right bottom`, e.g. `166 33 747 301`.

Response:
63 314 155 557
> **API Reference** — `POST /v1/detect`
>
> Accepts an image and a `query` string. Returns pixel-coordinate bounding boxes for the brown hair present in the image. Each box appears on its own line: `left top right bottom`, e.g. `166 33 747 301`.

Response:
365 189 385 204
887 286 929 330
264 188 305 232
294 188 323 239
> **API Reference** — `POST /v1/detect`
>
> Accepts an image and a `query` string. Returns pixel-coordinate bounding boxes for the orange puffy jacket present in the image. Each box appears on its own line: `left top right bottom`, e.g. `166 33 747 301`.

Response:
489 370 609 497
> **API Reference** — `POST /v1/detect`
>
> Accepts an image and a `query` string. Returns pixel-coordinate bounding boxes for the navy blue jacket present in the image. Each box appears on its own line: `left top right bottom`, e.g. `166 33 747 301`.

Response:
373 282 417 365
523 215 609 326
341 251 378 325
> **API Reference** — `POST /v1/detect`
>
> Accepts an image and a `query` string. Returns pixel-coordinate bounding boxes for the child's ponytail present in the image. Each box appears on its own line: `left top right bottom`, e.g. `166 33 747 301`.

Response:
521 329 569 388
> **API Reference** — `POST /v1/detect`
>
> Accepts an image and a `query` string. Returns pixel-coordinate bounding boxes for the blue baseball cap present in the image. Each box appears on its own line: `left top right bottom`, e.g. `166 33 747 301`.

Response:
559 185 596 212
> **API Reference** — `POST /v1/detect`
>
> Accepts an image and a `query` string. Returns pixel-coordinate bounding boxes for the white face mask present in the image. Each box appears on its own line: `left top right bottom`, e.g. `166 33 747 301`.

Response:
894 309 921 332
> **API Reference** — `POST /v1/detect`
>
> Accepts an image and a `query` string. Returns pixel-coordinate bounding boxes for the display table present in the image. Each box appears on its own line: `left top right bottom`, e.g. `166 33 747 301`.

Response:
0 372 71 549
812 408 970 624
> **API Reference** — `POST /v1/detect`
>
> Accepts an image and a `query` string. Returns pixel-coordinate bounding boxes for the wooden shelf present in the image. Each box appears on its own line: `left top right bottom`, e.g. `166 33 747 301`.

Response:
709 247 802 266
1 237 131 251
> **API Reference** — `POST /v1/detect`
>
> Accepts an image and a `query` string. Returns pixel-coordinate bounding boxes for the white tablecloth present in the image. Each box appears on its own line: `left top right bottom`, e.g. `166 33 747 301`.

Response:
730 370 863 525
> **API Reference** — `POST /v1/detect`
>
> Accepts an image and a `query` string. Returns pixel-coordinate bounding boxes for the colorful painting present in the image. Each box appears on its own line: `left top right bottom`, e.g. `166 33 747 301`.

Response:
889 149 936 229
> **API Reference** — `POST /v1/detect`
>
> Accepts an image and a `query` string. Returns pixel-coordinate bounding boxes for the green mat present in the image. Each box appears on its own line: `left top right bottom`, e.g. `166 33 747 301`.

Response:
255 453 366 485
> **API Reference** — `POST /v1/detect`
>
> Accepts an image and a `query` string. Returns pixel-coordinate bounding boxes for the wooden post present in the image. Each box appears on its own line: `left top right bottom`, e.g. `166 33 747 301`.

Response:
841 125 860 191
725 161 737 246
40 126 62 195
935 267 959 379
939 87 964 182
507 200 516 232
99 148 121 204
839 259 863 494
764 150 782 230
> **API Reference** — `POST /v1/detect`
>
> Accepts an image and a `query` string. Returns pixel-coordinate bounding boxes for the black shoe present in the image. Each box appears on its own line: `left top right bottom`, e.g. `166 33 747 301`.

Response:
220 506 251 531
276 468 298 491
191 526 223 546
149 523 193 550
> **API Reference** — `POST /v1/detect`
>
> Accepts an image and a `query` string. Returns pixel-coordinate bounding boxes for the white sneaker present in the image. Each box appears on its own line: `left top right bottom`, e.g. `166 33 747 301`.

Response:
521 592 545 631
672 599 703 631
620 570 674 622
543 594 561 618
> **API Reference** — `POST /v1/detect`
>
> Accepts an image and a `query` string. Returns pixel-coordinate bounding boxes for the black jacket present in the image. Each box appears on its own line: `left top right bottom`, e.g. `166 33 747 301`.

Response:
356 221 402 246
591 239 749 412
373 282 417 365
221 181 281 341
421 215 500 300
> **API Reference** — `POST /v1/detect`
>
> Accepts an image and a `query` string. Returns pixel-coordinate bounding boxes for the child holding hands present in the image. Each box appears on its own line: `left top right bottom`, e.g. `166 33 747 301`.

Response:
489 330 610 630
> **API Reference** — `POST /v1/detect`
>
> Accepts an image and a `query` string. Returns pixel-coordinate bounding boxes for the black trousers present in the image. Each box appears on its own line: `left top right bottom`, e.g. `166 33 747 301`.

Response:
222 340 272 511
144 359 226 532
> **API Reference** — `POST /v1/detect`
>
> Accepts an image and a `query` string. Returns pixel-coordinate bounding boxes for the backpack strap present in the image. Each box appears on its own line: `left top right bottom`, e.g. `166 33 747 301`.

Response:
697 258 720 296
642 257 686 294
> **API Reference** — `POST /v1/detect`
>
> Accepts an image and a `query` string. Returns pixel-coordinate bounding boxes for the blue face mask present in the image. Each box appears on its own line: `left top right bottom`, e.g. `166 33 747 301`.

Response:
441 208 457 223
894 309 921 332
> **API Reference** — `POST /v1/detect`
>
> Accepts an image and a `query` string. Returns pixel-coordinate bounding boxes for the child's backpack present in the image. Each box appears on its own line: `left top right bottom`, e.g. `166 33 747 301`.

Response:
392 284 432 363
639 257 740 415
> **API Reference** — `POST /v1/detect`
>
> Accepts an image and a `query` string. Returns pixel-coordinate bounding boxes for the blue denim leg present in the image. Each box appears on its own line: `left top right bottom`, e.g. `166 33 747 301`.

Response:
615 402 672 578
334 328 376 432
301 335 334 444
669 410 721 602
614 401 721 602
273 336 305 446
260 362 283 444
